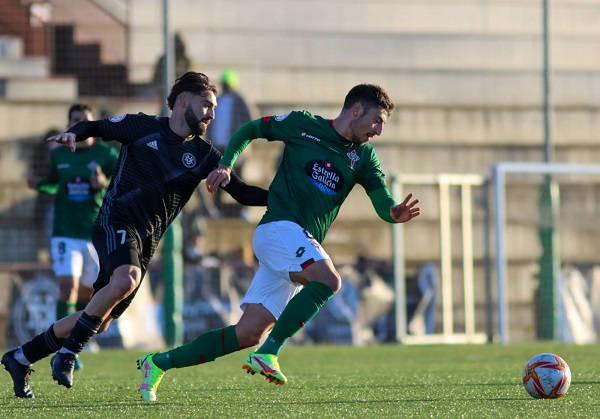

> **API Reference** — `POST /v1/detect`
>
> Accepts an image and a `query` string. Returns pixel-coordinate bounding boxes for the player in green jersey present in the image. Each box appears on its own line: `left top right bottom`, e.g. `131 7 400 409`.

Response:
27 104 119 368
137 83 419 400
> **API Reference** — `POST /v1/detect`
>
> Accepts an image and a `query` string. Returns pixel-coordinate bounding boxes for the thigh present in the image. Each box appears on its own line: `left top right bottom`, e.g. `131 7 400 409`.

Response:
92 225 142 277
240 263 302 319
252 221 330 277
50 237 84 278
92 226 145 318
289 257 339 286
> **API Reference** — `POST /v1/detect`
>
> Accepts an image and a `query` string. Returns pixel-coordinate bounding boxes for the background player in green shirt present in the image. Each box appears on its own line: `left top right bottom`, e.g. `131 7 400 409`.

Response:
27 104 119 368
138 83 420 400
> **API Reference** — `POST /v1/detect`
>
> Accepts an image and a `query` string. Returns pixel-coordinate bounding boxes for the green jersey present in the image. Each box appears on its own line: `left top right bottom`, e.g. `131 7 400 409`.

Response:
37 142 119 240
221 110 396 243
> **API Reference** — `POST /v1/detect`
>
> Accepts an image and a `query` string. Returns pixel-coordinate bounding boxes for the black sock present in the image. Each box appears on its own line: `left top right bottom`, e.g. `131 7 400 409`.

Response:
21 326 65 364
62 312 103 355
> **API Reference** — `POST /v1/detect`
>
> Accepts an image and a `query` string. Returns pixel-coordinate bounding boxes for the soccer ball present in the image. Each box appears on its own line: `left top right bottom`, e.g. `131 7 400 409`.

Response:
522 353 571 399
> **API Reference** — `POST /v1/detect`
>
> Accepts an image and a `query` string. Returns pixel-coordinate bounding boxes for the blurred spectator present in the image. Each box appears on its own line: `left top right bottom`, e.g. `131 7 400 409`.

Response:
207 69 253 218
27 104 119 365
152 33 192 103
31 128 61 253
183 214 207 264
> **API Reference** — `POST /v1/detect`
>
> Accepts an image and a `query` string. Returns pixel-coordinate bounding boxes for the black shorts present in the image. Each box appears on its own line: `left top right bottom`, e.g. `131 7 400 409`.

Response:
92 224 147 318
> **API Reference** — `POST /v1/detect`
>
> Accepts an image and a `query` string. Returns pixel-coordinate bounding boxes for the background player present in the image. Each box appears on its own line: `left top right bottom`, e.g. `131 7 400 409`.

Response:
136 83 420 401
27 104 119 370
1 72 268 398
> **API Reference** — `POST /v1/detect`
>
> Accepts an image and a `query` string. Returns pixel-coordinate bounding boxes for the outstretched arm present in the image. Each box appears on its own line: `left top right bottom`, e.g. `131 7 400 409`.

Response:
221 171 268 206
206 119 263 192
46 114 140 152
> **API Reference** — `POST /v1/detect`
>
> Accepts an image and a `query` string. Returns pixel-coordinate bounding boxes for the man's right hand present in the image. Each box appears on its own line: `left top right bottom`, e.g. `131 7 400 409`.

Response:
46 132 77 152
206 164 232 193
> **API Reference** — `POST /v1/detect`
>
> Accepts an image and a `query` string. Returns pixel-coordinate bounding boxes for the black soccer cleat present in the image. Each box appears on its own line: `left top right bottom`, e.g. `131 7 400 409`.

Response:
1 350 35 398
50 352 76 389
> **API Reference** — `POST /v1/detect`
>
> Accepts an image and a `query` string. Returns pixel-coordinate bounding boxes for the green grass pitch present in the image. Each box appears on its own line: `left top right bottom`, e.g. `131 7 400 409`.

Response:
1 343 598 417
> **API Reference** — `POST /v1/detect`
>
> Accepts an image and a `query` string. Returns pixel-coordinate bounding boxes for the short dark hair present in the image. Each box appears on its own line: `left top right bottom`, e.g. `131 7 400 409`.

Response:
167 71 218 110
342 84 394 116
68 103 92 121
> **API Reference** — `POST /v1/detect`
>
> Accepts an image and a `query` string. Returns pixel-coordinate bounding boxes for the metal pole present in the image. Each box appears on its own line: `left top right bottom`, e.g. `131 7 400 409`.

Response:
439 177 453 336
391 176 407 342
162 0 174 117
461 183 475 338
161 0 183 347
493 165 508 343
483 180 494 343
543 0 551 163
539 0 558 340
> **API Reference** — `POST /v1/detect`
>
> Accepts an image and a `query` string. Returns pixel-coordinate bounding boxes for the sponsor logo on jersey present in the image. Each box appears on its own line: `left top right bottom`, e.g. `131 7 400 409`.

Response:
301 132 322 142
346 149 360 169
66 177 92 201
305 160 344 195
182 152 197 168
110 114 126 123
146 140 158 150
57 163 70 169
274 112 291 122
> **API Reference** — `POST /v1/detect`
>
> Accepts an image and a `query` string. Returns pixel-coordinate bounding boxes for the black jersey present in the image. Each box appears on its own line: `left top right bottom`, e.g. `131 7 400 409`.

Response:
68 113 267 252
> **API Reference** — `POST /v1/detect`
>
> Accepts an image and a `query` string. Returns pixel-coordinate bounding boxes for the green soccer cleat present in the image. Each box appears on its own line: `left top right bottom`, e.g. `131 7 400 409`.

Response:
137 354 165 401
242 352 288 385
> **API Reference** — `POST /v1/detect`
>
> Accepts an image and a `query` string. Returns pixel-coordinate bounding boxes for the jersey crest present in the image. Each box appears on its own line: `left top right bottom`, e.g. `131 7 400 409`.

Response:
346 149 360 169
181 152 197 168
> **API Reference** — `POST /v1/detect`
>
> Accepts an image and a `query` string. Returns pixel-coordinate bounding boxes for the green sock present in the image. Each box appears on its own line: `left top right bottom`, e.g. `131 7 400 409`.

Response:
258 281 334 356
76 301 87 311
56 301 77 320
153 325 239 371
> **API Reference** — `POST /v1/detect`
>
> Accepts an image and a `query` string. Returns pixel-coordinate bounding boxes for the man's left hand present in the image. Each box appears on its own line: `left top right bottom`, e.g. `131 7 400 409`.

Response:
390 193 420 223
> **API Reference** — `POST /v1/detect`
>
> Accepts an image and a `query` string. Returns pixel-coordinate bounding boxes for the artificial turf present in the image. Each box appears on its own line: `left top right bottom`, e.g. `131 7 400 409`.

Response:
1 343 598 418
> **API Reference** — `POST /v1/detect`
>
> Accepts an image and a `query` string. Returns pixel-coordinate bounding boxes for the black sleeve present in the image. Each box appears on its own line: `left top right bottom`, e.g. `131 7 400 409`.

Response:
221 171 268 206
67 114 147 145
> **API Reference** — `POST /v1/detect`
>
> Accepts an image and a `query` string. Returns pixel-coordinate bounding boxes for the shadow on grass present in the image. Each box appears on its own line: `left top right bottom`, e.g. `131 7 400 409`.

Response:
1 394 532 409
173 382 519 393
1 400 183 409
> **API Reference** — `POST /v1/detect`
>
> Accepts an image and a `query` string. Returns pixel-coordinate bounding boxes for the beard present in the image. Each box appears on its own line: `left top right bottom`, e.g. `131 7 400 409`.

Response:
184 105 207 136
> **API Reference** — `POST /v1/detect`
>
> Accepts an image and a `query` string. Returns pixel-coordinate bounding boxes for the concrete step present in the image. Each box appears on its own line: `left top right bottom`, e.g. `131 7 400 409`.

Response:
0 36 23 59
0 57 49 78
187 66 600 108
129 31 600 83
128 0 600 83
132 0 600 36
255 103 600 146
2 77 77 101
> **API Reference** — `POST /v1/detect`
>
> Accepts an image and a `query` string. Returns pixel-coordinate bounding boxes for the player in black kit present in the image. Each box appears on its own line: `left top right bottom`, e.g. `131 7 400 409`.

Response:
1 72 268 398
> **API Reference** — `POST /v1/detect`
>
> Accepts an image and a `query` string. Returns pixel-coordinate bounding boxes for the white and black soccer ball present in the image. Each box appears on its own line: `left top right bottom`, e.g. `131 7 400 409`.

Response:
522 353 571 399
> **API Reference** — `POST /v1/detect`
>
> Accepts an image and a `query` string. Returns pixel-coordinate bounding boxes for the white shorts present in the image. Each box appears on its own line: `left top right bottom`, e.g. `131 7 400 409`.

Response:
50 237 100 288
240 220 330 319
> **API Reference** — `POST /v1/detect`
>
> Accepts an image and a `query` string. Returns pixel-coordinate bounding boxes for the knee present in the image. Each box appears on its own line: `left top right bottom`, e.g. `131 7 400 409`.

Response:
109 271 139 298
317 270 342 294
235 324 265 349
